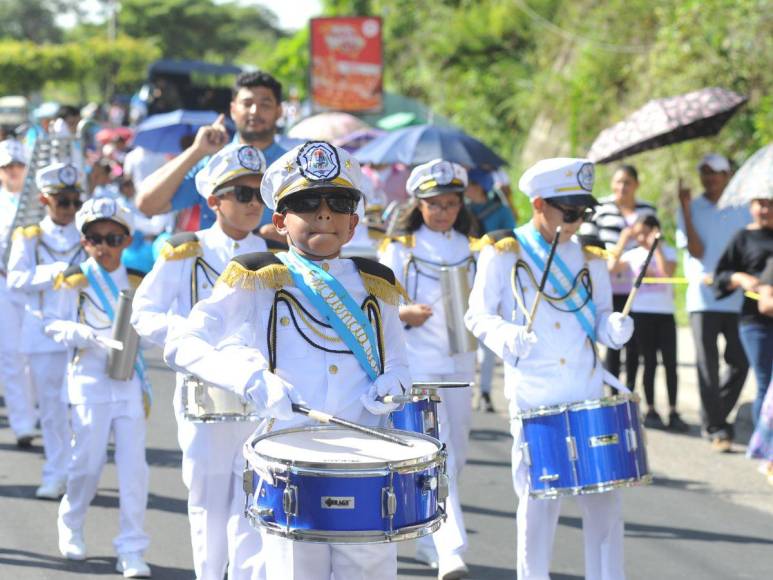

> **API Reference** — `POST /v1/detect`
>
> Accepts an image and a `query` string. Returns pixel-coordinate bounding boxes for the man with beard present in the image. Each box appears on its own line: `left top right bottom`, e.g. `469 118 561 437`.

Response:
136 71 285 240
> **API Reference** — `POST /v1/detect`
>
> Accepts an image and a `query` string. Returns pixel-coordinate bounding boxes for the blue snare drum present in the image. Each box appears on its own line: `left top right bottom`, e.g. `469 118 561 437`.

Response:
389 386 441 437
243 426 448 543
519 394 650 498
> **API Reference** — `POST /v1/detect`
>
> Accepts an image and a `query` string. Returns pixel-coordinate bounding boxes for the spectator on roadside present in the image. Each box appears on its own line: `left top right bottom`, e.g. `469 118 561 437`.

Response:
608 215 687 431
713 196 772 426
677 153 751 452
587 165 656 388
89 158 119 199
51 105 81 137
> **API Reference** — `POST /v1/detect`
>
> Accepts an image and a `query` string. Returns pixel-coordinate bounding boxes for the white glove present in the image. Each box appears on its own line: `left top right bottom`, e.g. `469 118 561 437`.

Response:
245 371 301 421
45 320 102 349
503 325 538 363
360 372 405 416
607 312 634 346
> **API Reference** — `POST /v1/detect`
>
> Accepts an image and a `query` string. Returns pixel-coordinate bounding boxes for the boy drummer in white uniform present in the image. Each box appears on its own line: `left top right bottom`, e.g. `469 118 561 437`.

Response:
379 159 476 579
464 158 634 580
44 197 152 578
132 143 268 580
164 140 411 580
7 162 85 499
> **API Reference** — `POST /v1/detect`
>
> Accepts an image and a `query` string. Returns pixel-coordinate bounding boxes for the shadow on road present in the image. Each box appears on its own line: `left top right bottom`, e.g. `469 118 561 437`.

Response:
470 428 511 442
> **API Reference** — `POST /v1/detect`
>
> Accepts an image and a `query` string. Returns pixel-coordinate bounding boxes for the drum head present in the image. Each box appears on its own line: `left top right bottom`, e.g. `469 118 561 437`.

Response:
249 426 441 470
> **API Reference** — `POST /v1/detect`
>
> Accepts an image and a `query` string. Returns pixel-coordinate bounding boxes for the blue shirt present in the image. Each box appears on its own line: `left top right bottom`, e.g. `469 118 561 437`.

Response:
468 199 516 234
170 138 286 229
676 194 751 313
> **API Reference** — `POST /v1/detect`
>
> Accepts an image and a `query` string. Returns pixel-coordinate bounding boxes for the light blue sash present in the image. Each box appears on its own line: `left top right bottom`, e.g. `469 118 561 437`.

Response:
514 223 597 341
277 249 382 380
80 260 152 406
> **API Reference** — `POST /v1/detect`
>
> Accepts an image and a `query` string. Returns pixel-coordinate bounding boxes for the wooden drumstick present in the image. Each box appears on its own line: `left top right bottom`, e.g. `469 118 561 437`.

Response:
291 404 413 447
622 234 661 317
526 225 562 332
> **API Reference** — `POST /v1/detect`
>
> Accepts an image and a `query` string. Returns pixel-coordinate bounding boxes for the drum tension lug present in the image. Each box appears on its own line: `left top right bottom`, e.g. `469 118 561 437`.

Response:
382 487 397 518
521 442 532 467
242 467 253 495
438 474 449 501
283 485 298 517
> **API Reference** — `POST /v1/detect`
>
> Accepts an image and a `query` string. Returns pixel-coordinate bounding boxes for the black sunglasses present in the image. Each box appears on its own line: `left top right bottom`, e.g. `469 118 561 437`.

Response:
84 233 127 248
54 197 83 210
279 192 358 215
546 199 595 223
216 185 262 204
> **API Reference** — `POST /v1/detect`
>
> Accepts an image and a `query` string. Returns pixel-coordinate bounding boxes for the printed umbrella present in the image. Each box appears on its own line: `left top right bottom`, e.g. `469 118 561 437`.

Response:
133 110 234 154
95 126 134 145
718 143 773 209
587 87 747 164
332 128 385 152
354 124 506 168
287 112 369 142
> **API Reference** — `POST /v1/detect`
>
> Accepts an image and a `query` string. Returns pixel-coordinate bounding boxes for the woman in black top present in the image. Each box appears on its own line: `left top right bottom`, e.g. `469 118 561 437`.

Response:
714 197 773 425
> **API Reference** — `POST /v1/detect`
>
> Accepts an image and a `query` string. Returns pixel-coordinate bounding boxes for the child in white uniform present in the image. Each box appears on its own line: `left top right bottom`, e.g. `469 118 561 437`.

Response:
379 159 476 579
465 158 635 580
132 143 268 580
7 162 85 498
45 197 152 578
164 141 412 580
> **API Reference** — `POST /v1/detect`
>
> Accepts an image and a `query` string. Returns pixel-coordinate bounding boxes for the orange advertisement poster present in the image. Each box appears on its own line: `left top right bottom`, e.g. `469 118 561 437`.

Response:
310 17 383 113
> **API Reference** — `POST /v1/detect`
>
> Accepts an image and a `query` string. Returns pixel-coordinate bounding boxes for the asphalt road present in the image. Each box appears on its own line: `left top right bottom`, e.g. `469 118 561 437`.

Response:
1 345 772 579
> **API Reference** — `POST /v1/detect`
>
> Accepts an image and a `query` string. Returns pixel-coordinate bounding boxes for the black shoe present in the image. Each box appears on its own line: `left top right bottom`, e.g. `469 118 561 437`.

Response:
16 434 34 449
479 392 495 413
643 410 664 429
668 412 689 433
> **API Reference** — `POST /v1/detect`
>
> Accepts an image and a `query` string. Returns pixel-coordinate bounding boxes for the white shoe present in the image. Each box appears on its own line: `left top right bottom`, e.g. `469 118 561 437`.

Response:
57 520 86 561
437 553 469 579
415 542 439 569
116 552 151 578
35 480 66 500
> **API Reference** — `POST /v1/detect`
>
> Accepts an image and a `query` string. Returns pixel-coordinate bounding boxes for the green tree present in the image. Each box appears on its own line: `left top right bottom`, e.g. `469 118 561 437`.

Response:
0 0 64 43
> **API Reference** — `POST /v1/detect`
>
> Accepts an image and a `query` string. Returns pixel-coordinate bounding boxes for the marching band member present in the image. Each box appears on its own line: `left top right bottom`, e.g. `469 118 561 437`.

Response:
44 198 152 578
379 159 475 579
465 158 634 580
0 139 37 448
132 143 268 580
7 162 85 499
164 141 411 580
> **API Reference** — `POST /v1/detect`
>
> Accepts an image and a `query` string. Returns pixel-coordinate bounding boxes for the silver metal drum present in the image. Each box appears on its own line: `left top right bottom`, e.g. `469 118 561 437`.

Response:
182 375 259 423
107 289 140 381
439 265 477 354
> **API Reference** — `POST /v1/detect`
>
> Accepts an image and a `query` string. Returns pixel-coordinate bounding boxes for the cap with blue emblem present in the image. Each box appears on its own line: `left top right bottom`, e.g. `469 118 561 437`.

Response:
519 158 598 207
76 197 134 235
406 159 468 198
35 162 84 194
195 143 267 199
260 141 364 211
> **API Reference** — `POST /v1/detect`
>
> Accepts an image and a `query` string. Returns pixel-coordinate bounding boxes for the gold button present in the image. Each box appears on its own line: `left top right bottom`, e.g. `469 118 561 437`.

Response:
555 322 560 329
280 316 290 327
329 364 338 375
322 262 330 272
559 358 566 365
202 283 209 289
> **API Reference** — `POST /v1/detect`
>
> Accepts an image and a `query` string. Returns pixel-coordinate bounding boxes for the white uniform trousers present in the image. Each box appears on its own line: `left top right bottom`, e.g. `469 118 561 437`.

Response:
264 533 397 580
415 371 472 558
59 398 150 555
0 297 36 436
174 383 262 580
29 352 70 485
511 431 625 580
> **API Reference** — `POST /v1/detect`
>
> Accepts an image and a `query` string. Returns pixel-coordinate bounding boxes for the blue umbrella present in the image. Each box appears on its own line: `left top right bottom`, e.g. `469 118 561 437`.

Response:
132 110 234 153
353 124 506 168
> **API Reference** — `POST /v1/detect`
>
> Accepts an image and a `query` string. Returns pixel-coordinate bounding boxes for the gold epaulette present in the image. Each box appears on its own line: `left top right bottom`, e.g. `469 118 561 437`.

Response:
159 240 201 261
54 270 88 290
359 272 409 306
479 233 519 254
218 261 293 290
12 224 42 241
468 236 486 252
127 273 144 290
377 234 415 254
583 245 612 260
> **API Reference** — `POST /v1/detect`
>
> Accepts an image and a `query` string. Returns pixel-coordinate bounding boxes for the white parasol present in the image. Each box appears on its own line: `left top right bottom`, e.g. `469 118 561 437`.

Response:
719 143 773 208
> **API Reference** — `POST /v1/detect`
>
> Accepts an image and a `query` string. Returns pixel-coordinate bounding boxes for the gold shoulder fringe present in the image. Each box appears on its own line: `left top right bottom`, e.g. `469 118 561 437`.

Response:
128 273 144 290
218 261 292 290
583 245 611 260
478 233 520 254
377 234 415 254
54 271 88 290
12 224 42 241
468 236 487 252
360 272 409 306
159 240 201 261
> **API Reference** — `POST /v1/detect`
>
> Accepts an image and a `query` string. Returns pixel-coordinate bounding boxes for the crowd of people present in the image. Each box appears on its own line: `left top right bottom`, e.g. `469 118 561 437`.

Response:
0 69 770 580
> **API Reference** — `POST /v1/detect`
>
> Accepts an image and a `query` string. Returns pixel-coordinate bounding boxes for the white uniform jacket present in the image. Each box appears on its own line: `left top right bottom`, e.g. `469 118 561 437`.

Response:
465 228 623 412
43 258 144 405
164 252 412 430
131 224 268 348
379 225 477 377
7 217 84 354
